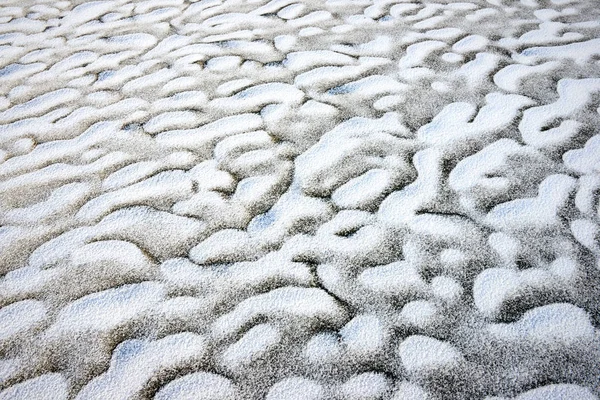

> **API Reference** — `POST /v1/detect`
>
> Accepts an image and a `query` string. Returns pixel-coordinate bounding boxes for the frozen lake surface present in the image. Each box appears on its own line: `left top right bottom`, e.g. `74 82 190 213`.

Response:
1 0 600 398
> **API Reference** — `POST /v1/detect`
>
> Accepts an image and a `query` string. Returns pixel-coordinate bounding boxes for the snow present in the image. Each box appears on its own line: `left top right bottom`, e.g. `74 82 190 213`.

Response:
484 174 576 232
76 169 195 222
0 88 79 123
338 372 391 400
303 331 343 365
399 41 446 69
340 314 387 359
0 374 68 400
452 35 489 53
266 376 325 400
493 61 560 92
0 300 47 346
473 267 574 319
516 38 600 65
212 286 348 339
155 372 237 400
399 300 439 331
399 335 464 375
45 282 165 338
487 303 596 346
220 323 282 371
1 0 600 398
76 333 207 400
391 382 432 400
332 169 392 209
519 78 600 149
510 384 598 400
284 50 355 71
449 138 555 211
359 261 429 298
563 134 600 175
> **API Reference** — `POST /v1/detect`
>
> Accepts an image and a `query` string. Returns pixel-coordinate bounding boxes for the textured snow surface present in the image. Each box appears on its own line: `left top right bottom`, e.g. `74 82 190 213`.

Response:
1 0 600 398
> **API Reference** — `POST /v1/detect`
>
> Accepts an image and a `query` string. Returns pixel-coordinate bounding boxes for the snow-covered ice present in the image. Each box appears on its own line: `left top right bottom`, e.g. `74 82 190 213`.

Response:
1 0 600 398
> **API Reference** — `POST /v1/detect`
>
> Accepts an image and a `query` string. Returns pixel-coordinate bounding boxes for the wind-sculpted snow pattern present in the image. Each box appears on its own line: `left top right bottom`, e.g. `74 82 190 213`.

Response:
1 0 600 398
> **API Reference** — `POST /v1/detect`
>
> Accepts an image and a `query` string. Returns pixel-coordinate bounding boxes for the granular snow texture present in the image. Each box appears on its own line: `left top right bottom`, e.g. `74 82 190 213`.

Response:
1 0 600 399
